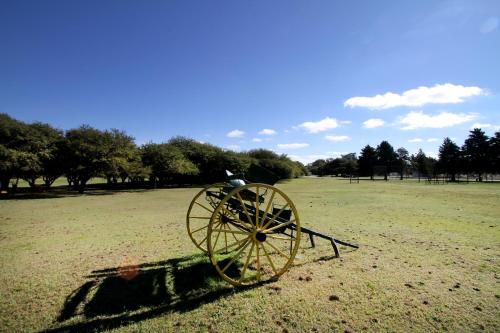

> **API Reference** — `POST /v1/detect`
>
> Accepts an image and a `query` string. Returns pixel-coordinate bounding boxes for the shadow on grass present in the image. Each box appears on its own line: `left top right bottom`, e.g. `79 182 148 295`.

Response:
41 254 264 333
0 188 150 200
0 183 205 200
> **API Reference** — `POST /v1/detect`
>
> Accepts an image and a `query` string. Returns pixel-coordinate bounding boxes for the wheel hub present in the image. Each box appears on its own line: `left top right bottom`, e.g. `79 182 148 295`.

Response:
220 214 231 224
255 231 267 242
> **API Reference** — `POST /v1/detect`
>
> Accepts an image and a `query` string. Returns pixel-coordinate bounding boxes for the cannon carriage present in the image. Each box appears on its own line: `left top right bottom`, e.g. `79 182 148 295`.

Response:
186 166 358 286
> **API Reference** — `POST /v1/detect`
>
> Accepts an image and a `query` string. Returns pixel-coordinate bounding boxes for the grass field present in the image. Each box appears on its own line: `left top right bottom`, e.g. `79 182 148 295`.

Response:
0 177 499 332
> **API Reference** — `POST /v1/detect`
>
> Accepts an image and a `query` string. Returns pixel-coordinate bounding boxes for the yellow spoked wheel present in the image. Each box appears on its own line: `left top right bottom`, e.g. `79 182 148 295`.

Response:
186 183 229 252
207 183 301 286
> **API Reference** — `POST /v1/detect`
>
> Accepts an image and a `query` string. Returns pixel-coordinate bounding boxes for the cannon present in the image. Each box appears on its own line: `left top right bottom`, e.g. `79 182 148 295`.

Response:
186 166 358 286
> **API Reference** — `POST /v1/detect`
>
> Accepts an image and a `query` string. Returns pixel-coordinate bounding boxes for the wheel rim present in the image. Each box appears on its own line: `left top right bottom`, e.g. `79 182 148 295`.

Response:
186 183 228 252
207 183 301 286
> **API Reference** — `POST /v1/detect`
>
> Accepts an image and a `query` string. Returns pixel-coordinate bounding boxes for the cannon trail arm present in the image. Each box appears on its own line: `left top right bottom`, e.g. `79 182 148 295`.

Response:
209 190 358 257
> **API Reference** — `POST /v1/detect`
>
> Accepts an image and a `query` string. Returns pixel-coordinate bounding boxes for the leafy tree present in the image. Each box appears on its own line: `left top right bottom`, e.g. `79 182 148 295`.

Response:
0 145 17 192
0 114 30 191
15 150 42 187
410 149 438 180
489 131 500 174
0 114 64 190
411 149 427 181
340 153 358 176
62 125 109 193
315 154 357 177
375 141 396 180
358 145 376 179
293 161 308 178
438 137 460 181
462 128 489 181
395 147 410 180
169 137 249 183
27 122 65 187
321 158 338 176
247 149 302 180
102 129 139 184
307 159 327 176
141 143 199 186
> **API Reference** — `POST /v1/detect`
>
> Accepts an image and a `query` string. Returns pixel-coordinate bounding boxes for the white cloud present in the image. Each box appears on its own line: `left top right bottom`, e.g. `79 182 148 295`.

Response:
252 138 263 142
226 144 241 151
258 128 277 135
289 152 351 164
298 117 340 133
340 120 352 125
470 123 500 131
277 143 309 149
344 83 484 109
399 111 477 130
288 154 329 164
363 118 385 129
226 129 245 138
481 17 499 34
427 138 438 142
325 135 351 142
408 138 423 143
327 151 348 158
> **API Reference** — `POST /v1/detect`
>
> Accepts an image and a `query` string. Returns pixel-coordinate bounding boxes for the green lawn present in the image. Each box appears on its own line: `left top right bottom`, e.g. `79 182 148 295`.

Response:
0 178 499 332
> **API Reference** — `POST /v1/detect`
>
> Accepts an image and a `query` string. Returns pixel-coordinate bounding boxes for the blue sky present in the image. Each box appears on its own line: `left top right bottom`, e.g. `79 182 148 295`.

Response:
1 0 499 164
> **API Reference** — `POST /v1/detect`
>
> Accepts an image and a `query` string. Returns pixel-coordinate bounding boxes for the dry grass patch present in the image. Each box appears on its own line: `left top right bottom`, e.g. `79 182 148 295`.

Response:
0 178 499 332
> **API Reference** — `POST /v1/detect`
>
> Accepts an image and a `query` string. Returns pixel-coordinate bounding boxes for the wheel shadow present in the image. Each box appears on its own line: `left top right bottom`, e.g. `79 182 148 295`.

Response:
41 254 262 333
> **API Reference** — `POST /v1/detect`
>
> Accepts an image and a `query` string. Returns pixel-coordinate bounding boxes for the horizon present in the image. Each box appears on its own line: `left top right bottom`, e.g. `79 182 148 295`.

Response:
1 0 499 164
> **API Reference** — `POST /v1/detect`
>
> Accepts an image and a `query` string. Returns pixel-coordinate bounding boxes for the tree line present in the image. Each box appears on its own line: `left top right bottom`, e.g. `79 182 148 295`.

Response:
307 128 500 181
0 114 307 194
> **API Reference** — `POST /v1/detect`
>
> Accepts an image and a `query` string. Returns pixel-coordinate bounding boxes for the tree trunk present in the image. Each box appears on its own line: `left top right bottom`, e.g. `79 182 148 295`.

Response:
0 176 10 193
27 178 37 188
78 177 89 194
43 176 57 188
10 178 19 195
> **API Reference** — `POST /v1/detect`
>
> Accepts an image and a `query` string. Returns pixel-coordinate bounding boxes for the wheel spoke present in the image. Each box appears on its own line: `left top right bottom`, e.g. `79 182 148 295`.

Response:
260 190 275 227
264 220 295 233
256 243 261 281
236 192 253 225
195 201 213 213
266 234 293 241
212 222 223 250
224 223 228 253
221 238 251 273
211 228 250 235
260 243 278 275
255 186 260 228
196 234 208 247
225 221 242 243
239 241 255 282
213 237 249 254
266 239 291 261
221 207 250 229
262 203 290 230
191 224 209 234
